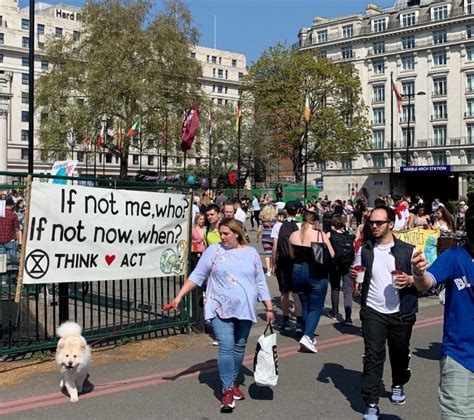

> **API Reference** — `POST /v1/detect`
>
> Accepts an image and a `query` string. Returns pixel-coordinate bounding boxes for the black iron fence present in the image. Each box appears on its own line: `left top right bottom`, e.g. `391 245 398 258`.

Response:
0 172 191 356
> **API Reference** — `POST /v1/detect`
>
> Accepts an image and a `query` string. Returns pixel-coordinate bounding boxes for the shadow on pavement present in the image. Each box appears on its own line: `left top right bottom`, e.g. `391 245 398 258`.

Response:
332 322 363 337
413 342 442 361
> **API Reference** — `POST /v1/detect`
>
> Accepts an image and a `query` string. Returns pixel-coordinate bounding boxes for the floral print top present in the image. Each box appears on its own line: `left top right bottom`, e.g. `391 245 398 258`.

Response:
188 244 271 323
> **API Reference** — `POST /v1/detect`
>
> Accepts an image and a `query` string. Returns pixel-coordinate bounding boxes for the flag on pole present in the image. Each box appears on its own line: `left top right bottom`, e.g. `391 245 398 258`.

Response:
180 102 200 152
392 81 403 113
161 120 168 146
208 111 212 137
117 123 123 150
83 135 90 146
97 125 105 148
234 102 242 132
304 93 311 123
126 116 141 138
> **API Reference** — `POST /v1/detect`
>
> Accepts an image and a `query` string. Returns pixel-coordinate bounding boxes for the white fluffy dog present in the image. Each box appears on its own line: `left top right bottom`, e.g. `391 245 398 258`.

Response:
55 321 91 402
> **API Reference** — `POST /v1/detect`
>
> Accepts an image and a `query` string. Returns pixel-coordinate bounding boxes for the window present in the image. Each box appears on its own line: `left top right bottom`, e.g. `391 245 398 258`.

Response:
195 157 201 166
318 50 327 59
402 80 415 97
468 123 474 143
372 18 387 33
341 46 353 59
217 69 223 78
37 23 45 35
0 16 2 27
402 55 415 70
373 41 385 55
238 72 244 81
467 74 474 92
373 108 385 124
467 0 474 14
0 33 3 45
22 73 29 85
342 24 353 38
189 52 196 59
433 125 447 146
315 161 326 171
372 154 385 167
21 149 28 160
0 53 3 64
217 85 223 93
55 27 63 37
217 98 223 105
41 60 48 70
21 92 28 104
402 104 415 122
132 154 139 165
467 99 474 117
433 101 447 120
341 158 352 169
21 130 28 141
211 55 217 64
219 57 222 64
148 156 154 166
73 31 80 41
232 59 237 67
468 46 474 62
433 77 447 95
432 5 448 21
317 30 327 43
402 127 415 147
225 70 228 79
176 157 182 166
38 41 44 50
467 149 474 163
21 57 28 67
373 130 385 149
21 19 29 30
105 153 112 163
22 37 29 48
401 12 416 27
402 36 415 49
468 25 474 39
372 59 385 75
433 50 447 66
432 151 447 165
206 55 209 62
433 30 447 45
76 152 84 162
372 85 385 102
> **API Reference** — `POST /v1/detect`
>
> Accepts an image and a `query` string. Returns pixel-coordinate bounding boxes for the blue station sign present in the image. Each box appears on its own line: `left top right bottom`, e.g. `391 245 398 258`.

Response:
400 165 451 173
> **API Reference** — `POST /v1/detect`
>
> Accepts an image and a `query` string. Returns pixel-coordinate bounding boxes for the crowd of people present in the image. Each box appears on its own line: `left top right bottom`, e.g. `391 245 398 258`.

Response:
171 188 473 419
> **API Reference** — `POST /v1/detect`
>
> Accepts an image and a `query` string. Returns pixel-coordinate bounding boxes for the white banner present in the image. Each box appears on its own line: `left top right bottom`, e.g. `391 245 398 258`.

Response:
23 183 190 284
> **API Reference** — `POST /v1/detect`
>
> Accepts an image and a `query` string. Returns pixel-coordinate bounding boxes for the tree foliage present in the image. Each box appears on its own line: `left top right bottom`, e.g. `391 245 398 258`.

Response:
243 43 372 182
36 0 202 178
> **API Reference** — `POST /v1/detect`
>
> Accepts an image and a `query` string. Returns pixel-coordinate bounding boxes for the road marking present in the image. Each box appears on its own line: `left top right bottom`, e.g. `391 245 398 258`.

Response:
0 315 443 416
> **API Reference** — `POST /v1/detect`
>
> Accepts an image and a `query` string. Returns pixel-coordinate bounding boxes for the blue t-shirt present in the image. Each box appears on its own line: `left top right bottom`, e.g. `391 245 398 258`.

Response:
427 247 474 372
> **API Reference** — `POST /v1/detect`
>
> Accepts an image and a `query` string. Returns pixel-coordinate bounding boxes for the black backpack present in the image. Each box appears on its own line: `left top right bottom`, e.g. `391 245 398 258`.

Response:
277 220 299 259
330 230 355 272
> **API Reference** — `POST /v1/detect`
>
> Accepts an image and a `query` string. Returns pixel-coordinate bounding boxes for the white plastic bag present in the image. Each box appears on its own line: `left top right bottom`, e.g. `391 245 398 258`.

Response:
253 323 278 386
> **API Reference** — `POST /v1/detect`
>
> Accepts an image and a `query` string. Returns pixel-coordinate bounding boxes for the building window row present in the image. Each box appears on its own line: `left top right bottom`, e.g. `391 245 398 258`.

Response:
206 55 238 68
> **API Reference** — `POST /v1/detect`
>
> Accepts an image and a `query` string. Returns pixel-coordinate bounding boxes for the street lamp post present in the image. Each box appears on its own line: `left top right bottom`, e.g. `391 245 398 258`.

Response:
404 91 426 167
67 127 75 160
101 114 107 176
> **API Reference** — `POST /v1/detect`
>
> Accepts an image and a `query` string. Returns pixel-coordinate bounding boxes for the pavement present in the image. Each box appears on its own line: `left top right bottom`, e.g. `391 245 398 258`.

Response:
0 227 446 419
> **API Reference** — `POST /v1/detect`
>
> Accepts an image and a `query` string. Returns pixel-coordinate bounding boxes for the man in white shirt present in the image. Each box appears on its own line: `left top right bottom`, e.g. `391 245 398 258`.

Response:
350 205 418 420
233 201 247 226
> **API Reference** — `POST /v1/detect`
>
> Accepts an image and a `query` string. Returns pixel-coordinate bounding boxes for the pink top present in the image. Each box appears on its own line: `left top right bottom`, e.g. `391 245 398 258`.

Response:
192 226 207 253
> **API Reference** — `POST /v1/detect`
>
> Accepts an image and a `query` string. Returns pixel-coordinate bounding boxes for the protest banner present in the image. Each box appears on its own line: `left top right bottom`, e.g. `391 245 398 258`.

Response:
50 160 77 184
393 227 440 265
22 182 190 284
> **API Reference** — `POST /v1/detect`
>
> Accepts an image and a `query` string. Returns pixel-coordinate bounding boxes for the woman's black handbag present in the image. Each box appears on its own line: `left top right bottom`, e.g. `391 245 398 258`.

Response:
309 231 335 277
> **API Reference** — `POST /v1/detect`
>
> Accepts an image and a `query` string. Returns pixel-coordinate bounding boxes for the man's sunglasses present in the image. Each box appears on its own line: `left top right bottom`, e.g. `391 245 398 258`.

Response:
369 220 389 227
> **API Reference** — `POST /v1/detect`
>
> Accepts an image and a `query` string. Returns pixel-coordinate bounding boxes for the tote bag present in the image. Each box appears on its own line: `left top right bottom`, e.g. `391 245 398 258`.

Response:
309 230 335 277
253 323 278 386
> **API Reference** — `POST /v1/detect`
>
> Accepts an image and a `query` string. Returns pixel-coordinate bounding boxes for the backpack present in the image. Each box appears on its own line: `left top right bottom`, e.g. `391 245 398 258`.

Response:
330 230 355 272
277 220 299 259
322 212 333 233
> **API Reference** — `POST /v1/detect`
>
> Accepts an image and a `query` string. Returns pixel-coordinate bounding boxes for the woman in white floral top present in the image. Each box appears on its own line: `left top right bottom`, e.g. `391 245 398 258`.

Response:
170 218 274 413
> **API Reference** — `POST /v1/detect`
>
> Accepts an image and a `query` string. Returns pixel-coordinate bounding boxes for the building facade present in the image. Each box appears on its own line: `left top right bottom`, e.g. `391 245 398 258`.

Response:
298 0 474 204
0 0 246 179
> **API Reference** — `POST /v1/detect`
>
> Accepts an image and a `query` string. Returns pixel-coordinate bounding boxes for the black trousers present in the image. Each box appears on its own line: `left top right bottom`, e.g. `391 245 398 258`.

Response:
360 305 416 405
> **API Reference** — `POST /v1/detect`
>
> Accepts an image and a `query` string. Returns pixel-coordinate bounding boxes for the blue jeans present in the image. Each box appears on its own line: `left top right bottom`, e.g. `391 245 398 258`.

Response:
292 263 328 340
211 316 253 391
0 241 18 284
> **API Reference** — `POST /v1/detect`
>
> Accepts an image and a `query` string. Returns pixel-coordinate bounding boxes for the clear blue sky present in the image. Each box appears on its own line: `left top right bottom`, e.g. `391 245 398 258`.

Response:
23 0 395 65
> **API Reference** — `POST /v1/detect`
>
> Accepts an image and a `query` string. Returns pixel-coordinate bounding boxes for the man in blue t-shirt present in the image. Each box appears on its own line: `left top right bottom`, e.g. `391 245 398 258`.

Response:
412 207 474 419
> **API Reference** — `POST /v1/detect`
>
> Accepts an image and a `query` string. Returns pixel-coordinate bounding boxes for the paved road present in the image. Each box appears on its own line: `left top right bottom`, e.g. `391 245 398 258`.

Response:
0 228 447 419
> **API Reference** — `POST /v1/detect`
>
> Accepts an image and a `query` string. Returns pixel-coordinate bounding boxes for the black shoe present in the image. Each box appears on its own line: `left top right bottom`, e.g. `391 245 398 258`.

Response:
344 318 353 326
327 310 338 320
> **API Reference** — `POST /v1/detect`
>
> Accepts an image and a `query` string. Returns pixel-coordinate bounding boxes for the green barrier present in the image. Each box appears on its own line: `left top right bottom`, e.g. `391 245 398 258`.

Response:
221 186 320 203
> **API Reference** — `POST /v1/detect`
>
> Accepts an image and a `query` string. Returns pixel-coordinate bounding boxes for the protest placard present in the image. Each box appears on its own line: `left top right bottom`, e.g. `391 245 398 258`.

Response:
393 227 440 265
22 182 190 284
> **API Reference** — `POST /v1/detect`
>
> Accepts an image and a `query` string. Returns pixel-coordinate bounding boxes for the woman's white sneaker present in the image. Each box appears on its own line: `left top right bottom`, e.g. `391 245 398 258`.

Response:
299 335 318 353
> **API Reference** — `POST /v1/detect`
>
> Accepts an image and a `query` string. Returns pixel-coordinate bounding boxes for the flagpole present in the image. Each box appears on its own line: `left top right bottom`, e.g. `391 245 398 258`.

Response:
93 136 97 178
390 71 394 196
139 124 143 172
102 117 106 176
208 110 212 190
237 103 241 200
183 150 187 178
164 116 168 176
304 119 308 203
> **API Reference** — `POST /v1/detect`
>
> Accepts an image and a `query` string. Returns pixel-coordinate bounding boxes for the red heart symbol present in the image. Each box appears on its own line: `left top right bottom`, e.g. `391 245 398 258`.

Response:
105 255 116 266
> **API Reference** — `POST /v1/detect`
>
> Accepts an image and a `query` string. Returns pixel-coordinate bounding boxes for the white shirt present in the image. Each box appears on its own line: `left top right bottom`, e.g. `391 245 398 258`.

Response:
275 201 285 210
392 208 409 231
252 198 260 211
270 218 301 239
235 208 247 225
354 243 400 314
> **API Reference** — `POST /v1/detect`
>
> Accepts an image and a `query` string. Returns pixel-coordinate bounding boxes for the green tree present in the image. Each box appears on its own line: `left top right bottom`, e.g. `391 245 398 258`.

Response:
36 0 202 179
243 44 371 183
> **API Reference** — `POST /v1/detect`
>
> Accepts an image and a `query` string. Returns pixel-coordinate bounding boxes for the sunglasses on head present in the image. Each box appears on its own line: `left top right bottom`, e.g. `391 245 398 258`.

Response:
369 220 389 227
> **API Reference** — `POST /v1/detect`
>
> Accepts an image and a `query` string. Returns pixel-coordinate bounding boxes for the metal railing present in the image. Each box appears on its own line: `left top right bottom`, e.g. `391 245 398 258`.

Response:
0 172 191 356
